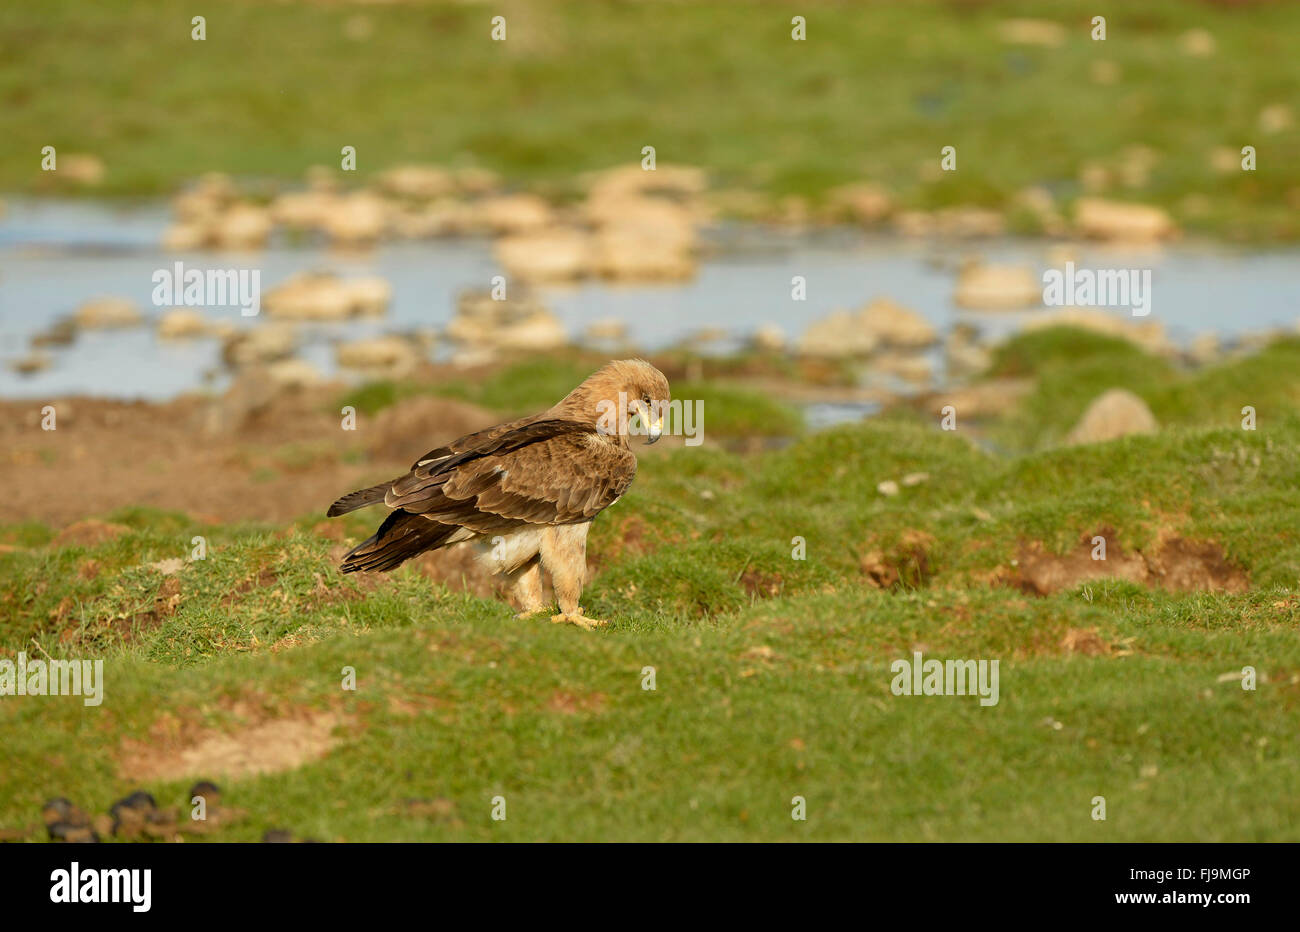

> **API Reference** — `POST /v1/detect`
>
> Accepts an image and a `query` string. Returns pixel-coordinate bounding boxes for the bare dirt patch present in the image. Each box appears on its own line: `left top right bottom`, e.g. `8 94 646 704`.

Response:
740 566 785 599
51 519 131 548
547 690 606 715
118 708 346 783
1009 528 1248 595
0 389 497 528
859 529 934 589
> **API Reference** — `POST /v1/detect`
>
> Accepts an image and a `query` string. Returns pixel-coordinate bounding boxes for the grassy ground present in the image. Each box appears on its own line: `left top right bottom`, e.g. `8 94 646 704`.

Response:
2 1 1299 239
2 329 1298 841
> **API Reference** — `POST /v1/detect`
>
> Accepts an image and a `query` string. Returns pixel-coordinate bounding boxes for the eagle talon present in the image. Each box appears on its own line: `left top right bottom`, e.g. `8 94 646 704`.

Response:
514 609 549 620
550 613 609 630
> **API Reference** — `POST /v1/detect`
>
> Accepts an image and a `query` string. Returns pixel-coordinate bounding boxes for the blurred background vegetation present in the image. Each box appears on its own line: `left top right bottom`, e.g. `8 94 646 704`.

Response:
2 0 1298 239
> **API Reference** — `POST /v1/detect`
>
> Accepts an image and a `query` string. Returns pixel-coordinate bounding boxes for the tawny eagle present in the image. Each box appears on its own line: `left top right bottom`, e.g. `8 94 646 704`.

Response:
328 359 670 629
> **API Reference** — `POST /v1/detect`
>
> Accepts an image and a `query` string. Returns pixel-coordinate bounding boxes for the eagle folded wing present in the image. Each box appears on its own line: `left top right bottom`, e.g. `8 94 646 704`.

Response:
385 419 637 532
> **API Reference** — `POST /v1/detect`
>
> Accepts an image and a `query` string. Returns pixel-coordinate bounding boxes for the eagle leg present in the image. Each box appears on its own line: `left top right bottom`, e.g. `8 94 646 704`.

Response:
509 559 547 618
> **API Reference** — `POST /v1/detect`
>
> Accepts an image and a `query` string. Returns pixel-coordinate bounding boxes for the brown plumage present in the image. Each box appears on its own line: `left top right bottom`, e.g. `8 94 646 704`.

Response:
328 359 671 629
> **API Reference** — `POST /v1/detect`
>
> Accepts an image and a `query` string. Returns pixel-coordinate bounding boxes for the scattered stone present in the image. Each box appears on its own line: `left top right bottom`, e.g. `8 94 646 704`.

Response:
1188 332 1221 366
1179 28 1216 57
998 18 1065 48
1074 198 1177 242
1259 104 1293 135
954 264 1041 310
391 200 471 238
796 309 880 358
592 226 695 282
221 323 298 367
74 297 144 330
827 182 893 224
479 193 554 235
1064 389 1158 445
944 323 992 378
584 318 628 342
1090 59 1121 86
494 228 592 282
269 190 338 230
210 203 273 250
335 336 422 379
871 352 933 386
877 479 900 497
448 290 568 351
751 323 786 352
157 309 212 340
58 154 106 187
319 192 391 245
264 272 391 320
31 317 79 348
376 164 455 200
9 352 52 375
264 358 324 389
858 297 937 348
901 472 929 487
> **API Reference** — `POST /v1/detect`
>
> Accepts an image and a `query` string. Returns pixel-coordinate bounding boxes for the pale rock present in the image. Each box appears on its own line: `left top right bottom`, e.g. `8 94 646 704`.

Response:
320 192 391 245
1065 389 1158 445
75 297 144 329
828 183 894 224
157 309 212 340
221 324 297 367
796 310 880 358
858 297 937 348
376 164 455 200
210 203 273 250
954 264 1041 310
59 154 106 186
479 194 554 235
494 228 592 282
1074 198 1177 242
752 324 786 352
998 19 1065 47
1180 29 1216 57
265 358 324 389
335 336 422 378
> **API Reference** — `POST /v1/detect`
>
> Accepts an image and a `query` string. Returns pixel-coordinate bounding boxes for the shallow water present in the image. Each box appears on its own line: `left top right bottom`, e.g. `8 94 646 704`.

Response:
1 199 1297 400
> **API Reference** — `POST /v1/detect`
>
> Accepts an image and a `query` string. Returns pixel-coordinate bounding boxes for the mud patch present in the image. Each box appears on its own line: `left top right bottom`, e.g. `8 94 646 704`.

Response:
1061 627 1112 655
1009 528 1248 595
119 709 345 783
740 566 785 599
859 530 934 589
547 690 606 715
51 519 131 549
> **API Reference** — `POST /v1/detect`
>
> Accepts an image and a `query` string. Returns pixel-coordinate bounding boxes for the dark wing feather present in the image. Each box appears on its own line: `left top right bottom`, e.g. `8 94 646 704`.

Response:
388 419 636 530
331 417 637 573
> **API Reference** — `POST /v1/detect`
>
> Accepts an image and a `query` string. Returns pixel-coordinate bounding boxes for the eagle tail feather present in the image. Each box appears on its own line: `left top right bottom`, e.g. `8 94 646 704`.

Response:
339 510 459 573
327 482 391 517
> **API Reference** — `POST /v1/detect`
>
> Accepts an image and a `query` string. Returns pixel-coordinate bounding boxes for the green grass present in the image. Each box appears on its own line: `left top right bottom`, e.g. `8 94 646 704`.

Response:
2 1 1299 239
2 333 1299 840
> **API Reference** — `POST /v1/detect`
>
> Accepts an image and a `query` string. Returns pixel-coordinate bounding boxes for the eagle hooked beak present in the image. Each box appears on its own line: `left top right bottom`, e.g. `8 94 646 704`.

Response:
638 400 662 444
